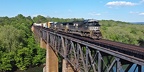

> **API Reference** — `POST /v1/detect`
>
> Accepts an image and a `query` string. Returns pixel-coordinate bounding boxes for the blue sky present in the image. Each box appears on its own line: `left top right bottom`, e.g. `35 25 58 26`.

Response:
0 0 144 22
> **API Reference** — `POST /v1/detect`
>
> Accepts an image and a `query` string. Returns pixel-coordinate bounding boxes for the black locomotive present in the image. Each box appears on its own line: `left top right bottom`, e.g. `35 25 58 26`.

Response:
51 19 102 39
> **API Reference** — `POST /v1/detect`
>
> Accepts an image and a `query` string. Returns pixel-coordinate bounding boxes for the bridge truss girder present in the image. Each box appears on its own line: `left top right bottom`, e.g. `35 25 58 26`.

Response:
33 26 143 72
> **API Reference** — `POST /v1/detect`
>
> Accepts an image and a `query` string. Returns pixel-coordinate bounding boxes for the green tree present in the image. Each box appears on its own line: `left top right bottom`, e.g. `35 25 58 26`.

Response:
0 14 46 71
0 25 24 52
0 52 15 72
14 47 32 70
33 15 47 23
27 35 46 66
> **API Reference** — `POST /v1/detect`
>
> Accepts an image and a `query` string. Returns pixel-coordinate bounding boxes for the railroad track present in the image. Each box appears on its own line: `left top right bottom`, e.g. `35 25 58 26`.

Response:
39 27 144 60
98 39 144 54
55 30 144 60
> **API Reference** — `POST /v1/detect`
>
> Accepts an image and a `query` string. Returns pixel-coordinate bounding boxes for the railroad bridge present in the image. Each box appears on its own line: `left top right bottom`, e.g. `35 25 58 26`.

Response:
31 25 144 72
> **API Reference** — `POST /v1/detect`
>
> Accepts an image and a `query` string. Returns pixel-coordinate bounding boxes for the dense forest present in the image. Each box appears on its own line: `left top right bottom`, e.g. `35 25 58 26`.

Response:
99 20 144 45
0 14 144 72
0 14 46 72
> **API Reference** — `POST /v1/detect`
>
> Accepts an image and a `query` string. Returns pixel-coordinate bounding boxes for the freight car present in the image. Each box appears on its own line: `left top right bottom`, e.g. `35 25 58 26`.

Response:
33 22 55 28
33 19 102 39
51 19 102 39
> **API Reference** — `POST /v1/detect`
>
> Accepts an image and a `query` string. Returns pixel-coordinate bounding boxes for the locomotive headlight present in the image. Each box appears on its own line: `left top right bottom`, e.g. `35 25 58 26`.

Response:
89 27 99 30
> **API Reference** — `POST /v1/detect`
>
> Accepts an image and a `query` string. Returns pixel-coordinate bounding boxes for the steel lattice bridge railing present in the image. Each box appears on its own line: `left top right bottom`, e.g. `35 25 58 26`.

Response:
32 26 144 72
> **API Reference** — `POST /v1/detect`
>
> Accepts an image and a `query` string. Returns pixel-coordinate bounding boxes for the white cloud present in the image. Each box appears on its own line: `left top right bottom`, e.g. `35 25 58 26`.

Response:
88 12 101 16
129 11 144 16
139 12 144 15
106 1 137 7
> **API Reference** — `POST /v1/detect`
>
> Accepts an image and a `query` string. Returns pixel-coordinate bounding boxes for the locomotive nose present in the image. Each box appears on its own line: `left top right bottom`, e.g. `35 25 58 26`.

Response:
92 31 102 39
89 27 99 31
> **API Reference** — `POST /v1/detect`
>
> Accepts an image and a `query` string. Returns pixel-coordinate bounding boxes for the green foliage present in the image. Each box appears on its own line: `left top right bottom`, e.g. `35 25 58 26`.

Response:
33 15 47 23
33 15 84 23
0 14 46 72
0 25 24 52
32 48 46 66
0 14 143 72
47 17 84 22
100 20 144 45
15 47 31 70
27 35 46 66
0 51 15 71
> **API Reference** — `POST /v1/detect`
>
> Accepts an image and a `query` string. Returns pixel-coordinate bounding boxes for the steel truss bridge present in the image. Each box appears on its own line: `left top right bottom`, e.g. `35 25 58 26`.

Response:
31 26 144 72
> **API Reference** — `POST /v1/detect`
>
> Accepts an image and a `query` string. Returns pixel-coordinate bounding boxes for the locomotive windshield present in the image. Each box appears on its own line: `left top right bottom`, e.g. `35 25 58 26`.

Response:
86 21 100 26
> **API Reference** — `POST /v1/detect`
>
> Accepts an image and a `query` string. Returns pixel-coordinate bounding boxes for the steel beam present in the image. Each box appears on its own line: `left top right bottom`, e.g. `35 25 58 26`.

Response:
98 51 102 72
32 26 144 72
116 57 121 72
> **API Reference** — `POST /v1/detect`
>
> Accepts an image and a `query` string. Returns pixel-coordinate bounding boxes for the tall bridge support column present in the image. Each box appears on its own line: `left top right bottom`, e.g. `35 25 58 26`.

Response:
45 44 58 72
62 59 74 72
40 38 46 48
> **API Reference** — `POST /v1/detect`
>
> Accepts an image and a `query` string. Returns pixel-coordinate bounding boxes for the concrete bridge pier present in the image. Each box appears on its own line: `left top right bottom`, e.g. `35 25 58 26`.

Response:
46 43 58 72
41 38 58 72
41 38 75 72
62 59 75 72
40 38 46 48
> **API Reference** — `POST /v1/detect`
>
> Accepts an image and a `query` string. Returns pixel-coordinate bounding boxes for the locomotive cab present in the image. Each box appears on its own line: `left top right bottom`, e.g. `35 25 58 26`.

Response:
85 19 102 39
87 21 100 31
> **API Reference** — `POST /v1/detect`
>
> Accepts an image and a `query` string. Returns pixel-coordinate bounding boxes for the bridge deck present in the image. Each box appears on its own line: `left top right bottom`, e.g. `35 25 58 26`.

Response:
33 26 144 72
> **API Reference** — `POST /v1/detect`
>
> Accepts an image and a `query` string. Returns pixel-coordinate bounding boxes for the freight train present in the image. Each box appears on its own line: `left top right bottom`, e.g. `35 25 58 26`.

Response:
33 19 102 39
